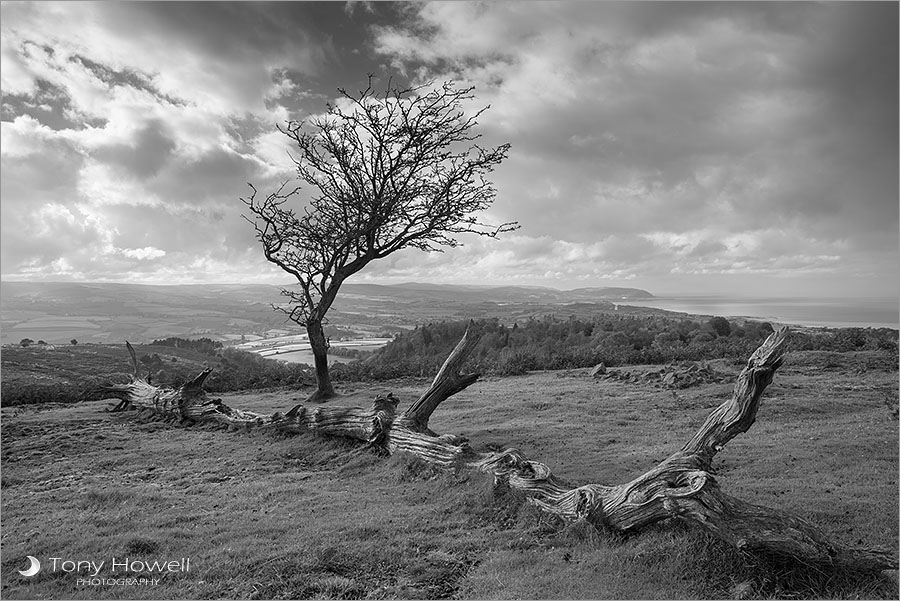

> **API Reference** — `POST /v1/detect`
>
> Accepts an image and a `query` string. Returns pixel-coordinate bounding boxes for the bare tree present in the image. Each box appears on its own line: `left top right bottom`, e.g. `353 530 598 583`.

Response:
243 78 515 401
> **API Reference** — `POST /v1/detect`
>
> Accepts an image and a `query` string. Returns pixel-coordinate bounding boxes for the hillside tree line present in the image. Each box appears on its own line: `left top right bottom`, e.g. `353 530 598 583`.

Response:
334 315 899 380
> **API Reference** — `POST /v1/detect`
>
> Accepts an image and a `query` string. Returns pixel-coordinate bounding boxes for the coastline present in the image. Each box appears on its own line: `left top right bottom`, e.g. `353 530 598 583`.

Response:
619 295 899 330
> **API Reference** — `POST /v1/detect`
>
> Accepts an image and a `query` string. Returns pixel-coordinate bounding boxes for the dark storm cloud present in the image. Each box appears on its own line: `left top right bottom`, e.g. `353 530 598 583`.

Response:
147 147 261 203
93 1 413 104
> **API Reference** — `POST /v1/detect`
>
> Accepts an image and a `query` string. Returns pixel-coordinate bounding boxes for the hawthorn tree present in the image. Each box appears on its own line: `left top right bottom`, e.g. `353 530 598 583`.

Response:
243 78 515 401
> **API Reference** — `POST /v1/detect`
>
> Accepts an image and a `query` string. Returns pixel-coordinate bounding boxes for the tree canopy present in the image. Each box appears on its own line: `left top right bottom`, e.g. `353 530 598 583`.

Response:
243 77 514 399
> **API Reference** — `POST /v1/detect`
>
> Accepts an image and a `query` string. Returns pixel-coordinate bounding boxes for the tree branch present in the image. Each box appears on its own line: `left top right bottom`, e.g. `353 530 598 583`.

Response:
400 321 482 432
681 326 788 467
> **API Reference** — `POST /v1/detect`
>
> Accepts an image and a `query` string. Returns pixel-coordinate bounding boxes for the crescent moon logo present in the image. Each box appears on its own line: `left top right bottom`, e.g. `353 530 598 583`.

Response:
19 556 41 577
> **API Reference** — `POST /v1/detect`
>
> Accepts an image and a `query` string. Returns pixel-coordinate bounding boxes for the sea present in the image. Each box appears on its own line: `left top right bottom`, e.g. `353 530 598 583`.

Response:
620 295 899 330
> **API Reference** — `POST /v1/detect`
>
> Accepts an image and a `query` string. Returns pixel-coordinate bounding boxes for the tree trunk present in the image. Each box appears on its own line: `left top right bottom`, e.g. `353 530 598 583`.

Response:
397 324 481 434
101 326 898 573
306 318 336 402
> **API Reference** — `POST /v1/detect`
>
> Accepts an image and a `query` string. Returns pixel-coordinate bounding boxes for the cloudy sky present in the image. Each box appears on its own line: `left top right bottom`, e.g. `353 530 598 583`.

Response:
2 1 897 297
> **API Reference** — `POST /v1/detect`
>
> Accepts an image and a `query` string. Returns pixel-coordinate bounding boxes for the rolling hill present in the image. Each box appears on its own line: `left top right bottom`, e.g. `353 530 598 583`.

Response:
0 281 654 345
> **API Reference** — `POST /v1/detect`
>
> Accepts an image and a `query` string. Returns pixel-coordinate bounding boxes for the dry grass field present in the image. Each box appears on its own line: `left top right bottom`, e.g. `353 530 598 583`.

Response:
1 351 897 599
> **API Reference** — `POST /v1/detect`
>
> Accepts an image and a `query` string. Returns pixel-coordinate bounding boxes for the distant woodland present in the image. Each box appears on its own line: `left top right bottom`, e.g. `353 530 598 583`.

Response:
333 314 898 379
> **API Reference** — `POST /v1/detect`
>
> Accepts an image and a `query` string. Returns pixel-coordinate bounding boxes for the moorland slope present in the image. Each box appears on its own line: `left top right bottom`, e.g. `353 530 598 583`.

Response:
1 350 897 599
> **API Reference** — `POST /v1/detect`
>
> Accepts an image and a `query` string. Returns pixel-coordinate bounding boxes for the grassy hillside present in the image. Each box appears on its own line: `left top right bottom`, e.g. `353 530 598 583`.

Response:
0 343 312 406
1 354 897 599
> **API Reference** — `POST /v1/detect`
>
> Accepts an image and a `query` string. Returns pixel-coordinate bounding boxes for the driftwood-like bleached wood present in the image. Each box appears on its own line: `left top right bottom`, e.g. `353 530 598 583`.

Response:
104 343 403 439
103 329 897 572
398 323 481 434
105 342 214 421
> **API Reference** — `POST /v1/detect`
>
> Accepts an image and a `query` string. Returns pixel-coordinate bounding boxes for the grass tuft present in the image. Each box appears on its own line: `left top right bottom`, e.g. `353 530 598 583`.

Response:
124 537 161 555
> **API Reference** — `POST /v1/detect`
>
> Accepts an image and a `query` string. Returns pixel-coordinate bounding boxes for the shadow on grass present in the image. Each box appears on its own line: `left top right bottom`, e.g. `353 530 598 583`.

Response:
451 470 899 600
570 520 897 600
725 548 899 600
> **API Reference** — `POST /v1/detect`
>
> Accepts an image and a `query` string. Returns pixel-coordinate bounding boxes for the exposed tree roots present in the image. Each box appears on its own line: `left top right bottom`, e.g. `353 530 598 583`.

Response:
101 326 897 573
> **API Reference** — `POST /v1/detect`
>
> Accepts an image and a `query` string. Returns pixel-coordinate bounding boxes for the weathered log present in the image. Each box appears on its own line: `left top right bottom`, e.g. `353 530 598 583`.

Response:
102 329 897 572
102 342 402 438
103 342 213 422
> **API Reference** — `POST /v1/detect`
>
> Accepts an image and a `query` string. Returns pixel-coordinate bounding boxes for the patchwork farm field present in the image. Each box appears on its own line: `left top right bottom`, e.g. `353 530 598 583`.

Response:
1 351 898 599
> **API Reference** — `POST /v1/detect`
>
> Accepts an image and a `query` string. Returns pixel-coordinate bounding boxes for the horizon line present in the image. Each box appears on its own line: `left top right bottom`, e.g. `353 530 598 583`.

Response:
2 279 899 302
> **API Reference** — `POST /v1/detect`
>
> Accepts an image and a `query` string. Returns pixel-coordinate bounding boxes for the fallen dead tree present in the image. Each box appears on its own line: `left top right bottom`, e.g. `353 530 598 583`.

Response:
102 326 897 573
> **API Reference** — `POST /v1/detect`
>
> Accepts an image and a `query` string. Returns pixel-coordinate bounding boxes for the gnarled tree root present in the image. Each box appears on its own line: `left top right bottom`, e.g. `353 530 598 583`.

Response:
101 326 897 572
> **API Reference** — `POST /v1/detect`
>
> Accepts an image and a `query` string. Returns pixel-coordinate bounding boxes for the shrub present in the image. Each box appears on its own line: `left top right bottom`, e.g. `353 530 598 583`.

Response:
150 336 223 355
708 316 732 337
